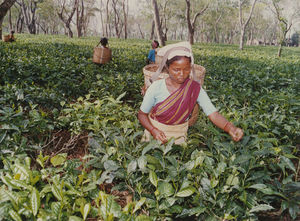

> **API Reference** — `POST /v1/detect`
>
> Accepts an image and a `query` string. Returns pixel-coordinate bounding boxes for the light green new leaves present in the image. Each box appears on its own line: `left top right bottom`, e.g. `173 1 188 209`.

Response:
127 160 137 174
158 182 174 197
248 184 286 199
98 191 121 219
50 153 67 167
69 216 83 221
280 156 296 173
80 203 91 220
133 197 146 213
138 156 147 171
176 186 196 197
226 174 239 186
249 204 274 213
9 209 22 221
31 187 40 216
51 184 63 201
149 170 158 187
175 180 195 197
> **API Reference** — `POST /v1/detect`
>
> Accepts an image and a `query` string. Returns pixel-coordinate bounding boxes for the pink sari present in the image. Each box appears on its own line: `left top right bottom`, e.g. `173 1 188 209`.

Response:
150 79 200 125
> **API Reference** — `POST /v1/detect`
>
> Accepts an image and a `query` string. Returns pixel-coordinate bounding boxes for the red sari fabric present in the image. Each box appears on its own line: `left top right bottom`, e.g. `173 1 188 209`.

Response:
150 79 200 125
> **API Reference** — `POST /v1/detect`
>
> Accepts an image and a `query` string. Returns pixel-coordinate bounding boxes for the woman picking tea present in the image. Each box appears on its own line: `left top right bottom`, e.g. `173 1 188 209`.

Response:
138 42 243 144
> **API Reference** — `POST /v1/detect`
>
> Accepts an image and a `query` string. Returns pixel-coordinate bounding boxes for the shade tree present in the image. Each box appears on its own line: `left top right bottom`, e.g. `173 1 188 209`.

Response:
237 0 258 50
185 0 209 44
0 0 17 38
268 0 300 56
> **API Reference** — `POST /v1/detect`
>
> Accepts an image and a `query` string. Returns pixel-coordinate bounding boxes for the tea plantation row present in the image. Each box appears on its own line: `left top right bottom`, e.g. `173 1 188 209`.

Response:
0 34 299 220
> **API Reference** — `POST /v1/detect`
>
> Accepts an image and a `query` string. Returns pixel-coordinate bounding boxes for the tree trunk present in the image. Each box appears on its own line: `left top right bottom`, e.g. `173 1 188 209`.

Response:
112 0 121 38
271 0 292 57
8 8 12 30
138 23 144 39
185 0 192 43
15 6 23 33
185 0 208 45
239 28 245 50
0 0 17 38
189 29 194 44
76 0 84 37
105 0 110 37
20 0 38 34
150 20 155 40
122 0 128 39
238 0 257 50
213 13 222 43
99 0 105 35
277 43 282 57
57 0 78 38
151 0 165 46
16 12 24 33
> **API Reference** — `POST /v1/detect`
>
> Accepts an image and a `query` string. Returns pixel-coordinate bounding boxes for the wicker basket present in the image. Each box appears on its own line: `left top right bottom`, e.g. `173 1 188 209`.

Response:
92 47 111 64
3 35 10 42
143 64 169 89
142 63 206 90
142 63 206 126
155 54 163 65
153 48 162 64
188 104 200 126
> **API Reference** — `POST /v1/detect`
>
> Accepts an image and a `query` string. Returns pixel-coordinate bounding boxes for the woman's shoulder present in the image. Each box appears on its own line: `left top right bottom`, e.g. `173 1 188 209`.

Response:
151 79 165 87
147 79 165 92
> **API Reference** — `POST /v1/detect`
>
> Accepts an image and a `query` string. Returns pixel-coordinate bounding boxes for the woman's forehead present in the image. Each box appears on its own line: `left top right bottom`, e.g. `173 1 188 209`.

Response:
170 57 191 66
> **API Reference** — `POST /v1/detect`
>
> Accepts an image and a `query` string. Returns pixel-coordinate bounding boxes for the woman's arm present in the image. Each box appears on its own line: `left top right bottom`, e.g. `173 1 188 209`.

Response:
138 110 167 143
208 111 244 142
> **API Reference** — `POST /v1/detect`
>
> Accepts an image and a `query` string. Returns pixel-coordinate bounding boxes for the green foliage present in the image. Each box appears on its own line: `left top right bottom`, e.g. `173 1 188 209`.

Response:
0 35 299 220
0 153 148 220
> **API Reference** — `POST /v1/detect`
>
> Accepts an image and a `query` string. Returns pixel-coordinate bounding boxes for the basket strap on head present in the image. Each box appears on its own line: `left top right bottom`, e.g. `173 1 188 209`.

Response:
150 46 195 82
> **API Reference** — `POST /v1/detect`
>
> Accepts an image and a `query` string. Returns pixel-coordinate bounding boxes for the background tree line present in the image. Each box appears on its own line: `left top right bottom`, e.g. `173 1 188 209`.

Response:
1 0 300 51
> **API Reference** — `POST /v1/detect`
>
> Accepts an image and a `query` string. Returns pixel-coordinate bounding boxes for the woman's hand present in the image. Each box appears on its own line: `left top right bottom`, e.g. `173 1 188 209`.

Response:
228 125 244 142
208 112 244 142
151 127 168 144
138 110 168 143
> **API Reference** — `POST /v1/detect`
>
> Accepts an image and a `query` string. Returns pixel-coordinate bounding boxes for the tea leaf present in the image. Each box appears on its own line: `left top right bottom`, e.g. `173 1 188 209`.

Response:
280 156 296 173
69 216 83 221
82 203 91 220
133 197 146 213
50 153 67 167
149 170 158 187
176 186 196 197
127 160 137 174
158 182 175 197
31 187 40 216
9 209 22 221
249 204 274 213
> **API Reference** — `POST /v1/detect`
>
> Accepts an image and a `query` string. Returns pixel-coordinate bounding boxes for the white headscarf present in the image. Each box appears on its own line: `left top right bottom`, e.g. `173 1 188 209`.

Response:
151 41 195 82
157 41 193 61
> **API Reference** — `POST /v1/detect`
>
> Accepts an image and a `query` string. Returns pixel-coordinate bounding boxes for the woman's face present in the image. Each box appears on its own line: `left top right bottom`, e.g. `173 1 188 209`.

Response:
168 57 191 84
152 41 158 48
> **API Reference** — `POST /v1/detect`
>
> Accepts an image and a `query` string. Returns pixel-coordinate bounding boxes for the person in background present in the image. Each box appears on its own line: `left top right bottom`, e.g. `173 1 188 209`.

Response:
147 40 159 64
94 37 112 64
100 37 109 48
8 30 15 42
138 41 244 144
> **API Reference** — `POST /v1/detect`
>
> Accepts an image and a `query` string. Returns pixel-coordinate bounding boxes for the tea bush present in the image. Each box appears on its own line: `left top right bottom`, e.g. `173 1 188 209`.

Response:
0 35 299 220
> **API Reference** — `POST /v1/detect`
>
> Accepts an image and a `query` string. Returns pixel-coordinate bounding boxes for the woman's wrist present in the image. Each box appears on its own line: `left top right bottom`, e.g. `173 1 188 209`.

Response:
223 121 234 133
149 127 157 135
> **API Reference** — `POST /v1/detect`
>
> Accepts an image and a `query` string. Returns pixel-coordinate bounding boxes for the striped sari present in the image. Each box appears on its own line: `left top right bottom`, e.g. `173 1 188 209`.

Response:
150 79 200 125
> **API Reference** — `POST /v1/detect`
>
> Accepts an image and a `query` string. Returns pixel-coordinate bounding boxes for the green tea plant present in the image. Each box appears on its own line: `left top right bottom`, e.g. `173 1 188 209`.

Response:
0 35 299 220
0 152 151 221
